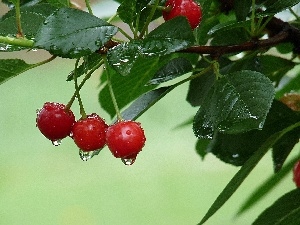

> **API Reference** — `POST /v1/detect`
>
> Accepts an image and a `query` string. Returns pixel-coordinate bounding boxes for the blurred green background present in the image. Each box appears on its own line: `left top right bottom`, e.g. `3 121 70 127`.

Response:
0 1 299 225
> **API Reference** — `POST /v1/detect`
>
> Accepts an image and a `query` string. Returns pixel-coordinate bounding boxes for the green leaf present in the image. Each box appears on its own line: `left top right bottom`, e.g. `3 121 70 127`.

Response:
0 3 57 51
237 153 300 215
148 57 193 85
206 100 300 166
234 0 252 21
193 70 275 139
208 20 251 36
198 121 300 225
120 86 171 121
260 0 300 15
195 139 210 160
117 0 157 31
186 72 215 106
0 59 33 84
211 26 250 46
99 56 167 118
195 16 219 45
34 7 118 58
186 57 230 107
67 53 102 81
228 55 296 86
276 72 300 98
272 128 300 172
117 0 136 25
46 0 69 8
252 189 300 225
257 55 295 85
107 16 195 76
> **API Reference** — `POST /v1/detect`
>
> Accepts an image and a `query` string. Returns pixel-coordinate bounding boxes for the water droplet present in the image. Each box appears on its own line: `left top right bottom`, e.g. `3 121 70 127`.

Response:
52 139 62 146
232 153 239 158
79 149 100 161
121 154 137 166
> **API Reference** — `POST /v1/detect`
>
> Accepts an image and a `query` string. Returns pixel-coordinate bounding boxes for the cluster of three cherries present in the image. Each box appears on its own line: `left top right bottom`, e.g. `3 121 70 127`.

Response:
36 102 146 164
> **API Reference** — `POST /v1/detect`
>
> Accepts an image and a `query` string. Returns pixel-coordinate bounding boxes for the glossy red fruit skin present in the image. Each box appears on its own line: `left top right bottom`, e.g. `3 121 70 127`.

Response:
72 113 108 152
293 160 300 188
36 102 75 141
106 121 146 158
163 0 202 29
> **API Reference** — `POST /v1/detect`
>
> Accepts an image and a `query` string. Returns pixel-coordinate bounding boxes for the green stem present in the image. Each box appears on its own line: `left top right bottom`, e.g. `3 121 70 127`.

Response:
85 0 93 14
66 59 104 110
107 12 118 23
0 35 34 48
170 65 213 90
103 56 123 121
118 27 133 41
289 8 300 20
33 55 57 67
147 5 171 12
73 58 87 118
250 0 256 36
139 0 160 38
257 16 273 35
15 0 23 37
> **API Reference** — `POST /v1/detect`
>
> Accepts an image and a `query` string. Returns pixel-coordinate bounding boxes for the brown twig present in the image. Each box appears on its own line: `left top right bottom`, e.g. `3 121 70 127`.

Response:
181 31 289 57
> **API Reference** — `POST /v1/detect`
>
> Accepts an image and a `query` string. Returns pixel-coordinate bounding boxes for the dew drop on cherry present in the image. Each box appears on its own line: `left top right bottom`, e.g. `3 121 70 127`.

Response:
52 139 62 146
79 149 100 161
121 154 137 166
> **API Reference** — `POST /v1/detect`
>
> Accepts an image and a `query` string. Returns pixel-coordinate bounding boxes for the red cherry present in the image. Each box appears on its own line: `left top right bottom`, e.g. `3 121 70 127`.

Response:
163 0 202 29
106 121 146 158
72 113 108 152
293 160 300 188
36 102 75 143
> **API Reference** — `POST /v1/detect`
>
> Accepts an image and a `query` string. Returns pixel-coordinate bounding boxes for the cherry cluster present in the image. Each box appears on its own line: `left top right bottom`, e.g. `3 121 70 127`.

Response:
36 102 146 164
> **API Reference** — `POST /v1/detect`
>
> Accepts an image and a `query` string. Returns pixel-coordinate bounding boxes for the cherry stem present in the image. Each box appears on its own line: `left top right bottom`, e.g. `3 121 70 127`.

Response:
66 59 103 113
15 0 24 38
102 56 123 121
74 58 87 118
85 0 93 15
139 0 160 38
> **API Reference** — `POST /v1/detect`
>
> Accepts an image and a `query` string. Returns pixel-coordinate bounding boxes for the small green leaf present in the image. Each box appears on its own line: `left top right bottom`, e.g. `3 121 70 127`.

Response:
0 59 33 84
237 153 300 215
107 16 195 76
252 189 300 225
198 121 300 225
67 53 102 81
260 0 300 15
148 57 193 85
193 71 275 139
34 7 118 58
